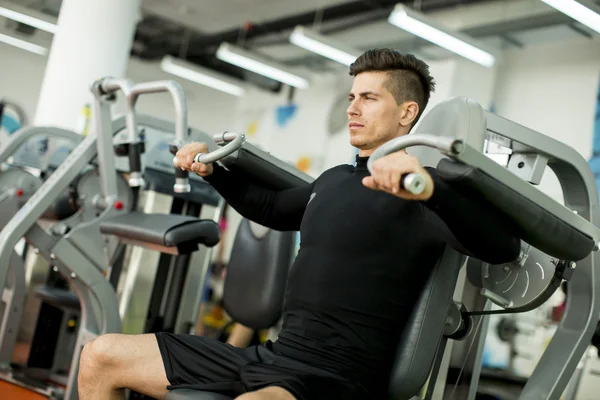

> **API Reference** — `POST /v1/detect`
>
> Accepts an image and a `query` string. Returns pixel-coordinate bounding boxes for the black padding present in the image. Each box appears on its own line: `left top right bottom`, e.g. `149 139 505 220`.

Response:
100 212 220 248
223 219 296 330
389 246 465 399
227 149 313 190
164 389 232 400
34 286 80 311
436 159 595 261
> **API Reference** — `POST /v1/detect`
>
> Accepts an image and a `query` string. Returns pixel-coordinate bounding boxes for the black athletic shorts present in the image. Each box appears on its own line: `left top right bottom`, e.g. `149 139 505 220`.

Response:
155 332 367 399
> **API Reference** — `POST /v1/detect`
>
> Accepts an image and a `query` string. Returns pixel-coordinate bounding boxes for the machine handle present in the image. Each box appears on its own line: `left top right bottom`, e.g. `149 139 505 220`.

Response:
367 134 463 195
127 80 189 193
172 131 246 169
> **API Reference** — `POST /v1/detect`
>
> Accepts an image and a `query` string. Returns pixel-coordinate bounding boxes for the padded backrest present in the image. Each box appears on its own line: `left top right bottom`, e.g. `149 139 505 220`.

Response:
223 219 296 330
388 245 466 399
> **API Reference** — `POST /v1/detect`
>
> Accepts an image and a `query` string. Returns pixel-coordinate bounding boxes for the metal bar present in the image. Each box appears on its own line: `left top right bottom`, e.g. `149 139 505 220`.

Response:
0 126 81 165
0 251 25 367
0 133 99 314
128 81 188 144
50 237 122 400
99 78 138 145
192 132 246 164
90 83 120 204
128 80 190 193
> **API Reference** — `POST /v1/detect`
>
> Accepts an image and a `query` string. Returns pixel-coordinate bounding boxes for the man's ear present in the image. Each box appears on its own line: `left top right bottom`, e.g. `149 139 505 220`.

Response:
399 101 419 127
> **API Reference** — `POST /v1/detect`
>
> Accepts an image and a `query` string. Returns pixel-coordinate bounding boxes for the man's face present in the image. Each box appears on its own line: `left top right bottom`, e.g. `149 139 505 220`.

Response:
347 71 406 153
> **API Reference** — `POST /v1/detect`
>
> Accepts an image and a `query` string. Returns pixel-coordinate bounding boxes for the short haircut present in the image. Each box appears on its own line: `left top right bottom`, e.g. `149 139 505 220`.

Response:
349 48 436 127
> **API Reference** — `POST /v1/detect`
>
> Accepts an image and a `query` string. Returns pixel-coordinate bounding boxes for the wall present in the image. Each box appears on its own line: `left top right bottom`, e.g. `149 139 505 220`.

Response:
0 42 240 135
494 36 600 203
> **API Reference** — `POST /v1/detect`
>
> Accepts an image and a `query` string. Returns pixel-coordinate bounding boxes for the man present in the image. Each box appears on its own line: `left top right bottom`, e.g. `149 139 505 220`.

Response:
77 49 520 400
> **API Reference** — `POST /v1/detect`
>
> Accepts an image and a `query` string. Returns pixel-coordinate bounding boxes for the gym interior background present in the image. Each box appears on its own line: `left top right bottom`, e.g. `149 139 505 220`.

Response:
0 0 599 399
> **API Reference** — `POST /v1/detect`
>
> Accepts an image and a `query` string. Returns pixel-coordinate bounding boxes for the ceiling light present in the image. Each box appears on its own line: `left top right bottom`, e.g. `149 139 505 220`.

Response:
216 42 310 89
0 6 58 34
540 0 600 34
289 26 359 66
0 32 47 55
388 4 496 68
161 55 246 97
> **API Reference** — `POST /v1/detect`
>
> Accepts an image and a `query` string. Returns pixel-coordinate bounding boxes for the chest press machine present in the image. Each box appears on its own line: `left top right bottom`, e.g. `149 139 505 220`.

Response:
165 97 600 400
0 78 245 400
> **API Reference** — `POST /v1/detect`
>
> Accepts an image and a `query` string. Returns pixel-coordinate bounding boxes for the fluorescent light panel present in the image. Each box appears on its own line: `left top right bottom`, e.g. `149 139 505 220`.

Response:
289 26 359 66
0 32 47 55
540 0 600 34
161 55 246 97
0 6 58 34
388 4 496 68
216 42 310 89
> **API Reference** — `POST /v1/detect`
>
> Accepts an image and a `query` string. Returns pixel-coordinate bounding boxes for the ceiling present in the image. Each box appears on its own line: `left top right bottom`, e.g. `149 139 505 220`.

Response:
2 0 600 92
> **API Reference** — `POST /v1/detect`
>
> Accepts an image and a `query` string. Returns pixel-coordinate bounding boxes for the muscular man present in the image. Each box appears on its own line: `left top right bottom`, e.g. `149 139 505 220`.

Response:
78 49 520 400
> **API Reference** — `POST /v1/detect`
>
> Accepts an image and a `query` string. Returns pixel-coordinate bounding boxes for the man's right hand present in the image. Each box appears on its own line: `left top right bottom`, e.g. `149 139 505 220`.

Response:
174 142 214 177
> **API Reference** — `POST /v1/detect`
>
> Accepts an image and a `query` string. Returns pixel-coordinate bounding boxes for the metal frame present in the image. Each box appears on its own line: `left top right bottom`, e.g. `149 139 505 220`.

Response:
0 126 82 165
0 78 196 399
111 114 221 335
0 127 82 370
372 97 600 400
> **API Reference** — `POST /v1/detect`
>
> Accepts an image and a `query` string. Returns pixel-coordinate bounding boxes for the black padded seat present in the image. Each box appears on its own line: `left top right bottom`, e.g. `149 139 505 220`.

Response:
100 212 220 255
34 286 80 311
164 389 233 400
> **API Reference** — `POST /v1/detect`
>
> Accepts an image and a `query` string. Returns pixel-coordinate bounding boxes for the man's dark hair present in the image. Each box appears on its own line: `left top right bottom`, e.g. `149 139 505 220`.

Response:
349 48 435 128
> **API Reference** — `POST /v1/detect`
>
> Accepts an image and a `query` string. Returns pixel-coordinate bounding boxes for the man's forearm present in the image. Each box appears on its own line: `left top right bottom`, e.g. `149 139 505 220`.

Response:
203 164 310 231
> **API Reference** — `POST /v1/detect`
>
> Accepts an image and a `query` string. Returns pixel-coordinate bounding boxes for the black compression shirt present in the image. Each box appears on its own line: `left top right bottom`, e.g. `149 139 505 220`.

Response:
204 155 520 397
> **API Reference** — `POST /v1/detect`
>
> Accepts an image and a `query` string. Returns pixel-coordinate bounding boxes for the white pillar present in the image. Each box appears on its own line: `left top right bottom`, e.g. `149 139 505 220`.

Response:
34 0 141 131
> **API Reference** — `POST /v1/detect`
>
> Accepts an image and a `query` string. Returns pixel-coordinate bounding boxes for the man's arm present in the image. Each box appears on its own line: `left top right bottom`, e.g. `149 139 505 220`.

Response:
423 167 521 264
203 163 313 231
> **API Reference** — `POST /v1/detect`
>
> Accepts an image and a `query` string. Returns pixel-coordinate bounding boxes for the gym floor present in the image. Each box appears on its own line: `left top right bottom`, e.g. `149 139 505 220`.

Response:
0 380 47 400
1 343 57 400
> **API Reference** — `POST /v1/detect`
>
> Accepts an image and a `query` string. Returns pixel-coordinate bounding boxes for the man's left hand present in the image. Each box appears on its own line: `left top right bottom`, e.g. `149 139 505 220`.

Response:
362 152 434 201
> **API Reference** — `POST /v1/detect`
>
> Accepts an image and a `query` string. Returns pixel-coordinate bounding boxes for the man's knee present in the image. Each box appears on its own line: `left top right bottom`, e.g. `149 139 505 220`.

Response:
235 386 296 400
80 333 124 375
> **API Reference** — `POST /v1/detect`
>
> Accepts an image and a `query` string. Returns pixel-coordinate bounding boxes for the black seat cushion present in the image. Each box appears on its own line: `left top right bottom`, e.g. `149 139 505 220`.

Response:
389 246 466 399
34 286 80 311
100 212 220 248
164 390 232 400
223 219 296 330
436 158 595 261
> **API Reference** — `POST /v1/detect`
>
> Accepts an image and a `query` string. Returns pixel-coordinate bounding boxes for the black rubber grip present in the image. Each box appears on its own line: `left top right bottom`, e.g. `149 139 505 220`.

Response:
175 167 188 179
128 143 143 173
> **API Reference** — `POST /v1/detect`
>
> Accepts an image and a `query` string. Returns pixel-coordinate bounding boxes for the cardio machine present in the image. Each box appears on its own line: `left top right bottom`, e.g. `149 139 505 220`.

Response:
164 96 600 400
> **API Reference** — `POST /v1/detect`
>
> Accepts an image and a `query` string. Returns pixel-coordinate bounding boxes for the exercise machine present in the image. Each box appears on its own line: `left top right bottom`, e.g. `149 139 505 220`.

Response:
110 115 225 337
0 127 82 387
164 96 600 400
0 77 242 400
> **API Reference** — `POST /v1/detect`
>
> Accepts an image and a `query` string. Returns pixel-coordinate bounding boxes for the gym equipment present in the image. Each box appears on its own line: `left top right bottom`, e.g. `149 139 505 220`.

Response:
111 115 227 337
165 96 600 399
0 127 82 382
0 77 241 400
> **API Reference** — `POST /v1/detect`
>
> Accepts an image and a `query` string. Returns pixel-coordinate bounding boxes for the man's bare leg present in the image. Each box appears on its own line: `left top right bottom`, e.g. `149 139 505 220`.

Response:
227 323 255 348
235 386 296 400
78 333 170 400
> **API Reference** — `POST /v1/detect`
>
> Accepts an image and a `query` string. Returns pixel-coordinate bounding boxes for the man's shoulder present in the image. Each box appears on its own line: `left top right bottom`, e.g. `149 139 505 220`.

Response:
314 163 353 181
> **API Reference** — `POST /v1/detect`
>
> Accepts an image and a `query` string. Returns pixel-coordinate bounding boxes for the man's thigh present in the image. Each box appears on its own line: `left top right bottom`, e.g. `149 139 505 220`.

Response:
156 332 252 395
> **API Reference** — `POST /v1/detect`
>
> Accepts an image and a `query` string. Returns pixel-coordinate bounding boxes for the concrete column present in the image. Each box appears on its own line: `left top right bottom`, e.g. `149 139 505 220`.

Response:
34 0 141 131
